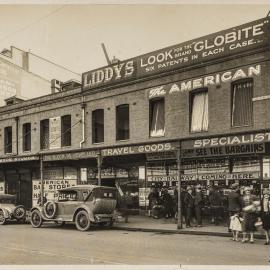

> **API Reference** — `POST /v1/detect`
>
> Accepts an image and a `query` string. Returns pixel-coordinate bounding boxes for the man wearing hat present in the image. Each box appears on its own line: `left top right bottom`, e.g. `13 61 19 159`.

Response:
194 184 204 227
227 183 242 231
184 186 195 228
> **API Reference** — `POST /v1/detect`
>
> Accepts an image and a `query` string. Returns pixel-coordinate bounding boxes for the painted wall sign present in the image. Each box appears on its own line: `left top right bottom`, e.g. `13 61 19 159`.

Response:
32 179 77 206
181 143 265 158
102 142 177 156
82 17 270 91
49 117 61 149
148 64 261 98
182 132 270 149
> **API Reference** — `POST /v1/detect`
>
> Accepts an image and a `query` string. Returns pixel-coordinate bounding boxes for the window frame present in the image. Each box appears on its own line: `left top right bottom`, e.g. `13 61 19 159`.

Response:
189 88 209 133
116 104 130 141
22 122 31 152
149 97 165 138
40 119 50 150
231 78 254 128
61 114 72 147
92 109 104 144
4 126 12 154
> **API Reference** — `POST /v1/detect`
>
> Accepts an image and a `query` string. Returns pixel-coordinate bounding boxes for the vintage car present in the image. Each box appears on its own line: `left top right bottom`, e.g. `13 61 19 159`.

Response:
30 185 117 231
0 194 26 225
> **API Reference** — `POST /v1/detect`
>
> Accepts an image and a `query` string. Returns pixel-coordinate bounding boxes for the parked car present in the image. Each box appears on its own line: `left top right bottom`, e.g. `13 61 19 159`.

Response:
0 194 26 225
30 185 117 231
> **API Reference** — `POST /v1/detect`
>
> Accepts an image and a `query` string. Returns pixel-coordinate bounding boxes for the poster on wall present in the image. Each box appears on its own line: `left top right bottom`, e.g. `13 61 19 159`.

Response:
32 179 77 206
139 187 150 207
49 116 61 149
0 182 4 194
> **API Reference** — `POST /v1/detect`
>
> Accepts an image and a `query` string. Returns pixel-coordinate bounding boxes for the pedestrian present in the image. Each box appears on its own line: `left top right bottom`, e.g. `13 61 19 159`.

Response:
148 188 159 217
194 184 203 227
259 190 270 245
209 185 223 225
184 186 195 228
227 183 242 231
229 212 243 241
161 188 175 218
241 187 259 243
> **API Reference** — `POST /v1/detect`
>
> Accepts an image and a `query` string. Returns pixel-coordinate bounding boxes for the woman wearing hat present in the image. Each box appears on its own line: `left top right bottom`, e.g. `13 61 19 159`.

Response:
241 187 259 243
260 190 270 245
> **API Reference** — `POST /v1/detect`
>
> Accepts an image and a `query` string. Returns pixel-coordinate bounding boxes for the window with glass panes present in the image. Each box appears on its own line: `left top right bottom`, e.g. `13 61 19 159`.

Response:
92 109 104 143
116 104 129 140
149 98 165 137
23 123 31 151
61 115 71 147
40 119 49 150
4 126 12 154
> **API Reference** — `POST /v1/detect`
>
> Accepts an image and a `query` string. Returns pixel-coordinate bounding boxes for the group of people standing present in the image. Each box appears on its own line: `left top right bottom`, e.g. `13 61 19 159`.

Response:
228 183 270 244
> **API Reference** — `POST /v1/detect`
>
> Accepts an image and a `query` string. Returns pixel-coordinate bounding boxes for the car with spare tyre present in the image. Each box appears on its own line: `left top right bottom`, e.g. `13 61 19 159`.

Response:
30 185 117 231
0 194 26 225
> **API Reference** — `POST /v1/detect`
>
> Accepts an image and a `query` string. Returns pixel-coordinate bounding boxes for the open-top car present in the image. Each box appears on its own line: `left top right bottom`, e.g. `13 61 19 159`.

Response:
0 194 26 225
30 185 117 231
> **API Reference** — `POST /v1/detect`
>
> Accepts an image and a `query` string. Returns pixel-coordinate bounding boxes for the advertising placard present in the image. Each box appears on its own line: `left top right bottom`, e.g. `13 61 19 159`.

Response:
139 187 150 207
0 182 4 194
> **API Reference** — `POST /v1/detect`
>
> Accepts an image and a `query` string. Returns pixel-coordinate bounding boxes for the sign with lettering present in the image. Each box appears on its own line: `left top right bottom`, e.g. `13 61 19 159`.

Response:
43 150 97 161
148 64 261 98
182 132 270 149
102 142 177 156
182 143 265 158
49 117 61 149
147 175 178 182
82 17 270 91
146 151 177 161
0 182 4 194
0 155 39 163
32 179 77 206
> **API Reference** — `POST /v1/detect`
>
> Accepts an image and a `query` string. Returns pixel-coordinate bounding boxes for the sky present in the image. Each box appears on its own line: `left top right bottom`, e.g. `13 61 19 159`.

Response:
0 3 269 74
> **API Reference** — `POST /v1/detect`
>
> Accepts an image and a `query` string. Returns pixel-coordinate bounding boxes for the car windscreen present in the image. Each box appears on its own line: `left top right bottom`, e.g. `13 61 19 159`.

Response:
0 198 15 204
87 188 116 201
58 191 78 202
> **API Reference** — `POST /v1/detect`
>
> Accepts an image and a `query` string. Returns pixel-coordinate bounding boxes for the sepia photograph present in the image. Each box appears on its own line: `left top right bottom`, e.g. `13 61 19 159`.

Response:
0 0 270 267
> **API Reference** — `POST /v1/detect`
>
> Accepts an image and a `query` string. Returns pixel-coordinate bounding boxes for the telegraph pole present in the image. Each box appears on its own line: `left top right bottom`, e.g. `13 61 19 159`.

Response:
97 151 102 186
177 145 182 229
40 154 44 206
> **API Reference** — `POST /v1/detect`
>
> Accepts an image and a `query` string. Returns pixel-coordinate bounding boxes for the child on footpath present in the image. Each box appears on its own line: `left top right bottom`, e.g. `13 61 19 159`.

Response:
230 212 243 241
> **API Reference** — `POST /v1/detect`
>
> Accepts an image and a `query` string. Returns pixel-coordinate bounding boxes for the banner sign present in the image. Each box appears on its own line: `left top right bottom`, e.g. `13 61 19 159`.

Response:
181 143 265 158
139 187 150 207
32 179 77 206
43 150 97 161
82 17 270 91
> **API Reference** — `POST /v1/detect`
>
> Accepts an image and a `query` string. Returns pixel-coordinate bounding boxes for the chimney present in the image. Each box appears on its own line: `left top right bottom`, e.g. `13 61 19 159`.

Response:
51 79 62 93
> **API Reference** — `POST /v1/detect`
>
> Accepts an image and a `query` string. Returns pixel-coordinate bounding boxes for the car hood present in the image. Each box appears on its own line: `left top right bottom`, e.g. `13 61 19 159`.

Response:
0 204 16 212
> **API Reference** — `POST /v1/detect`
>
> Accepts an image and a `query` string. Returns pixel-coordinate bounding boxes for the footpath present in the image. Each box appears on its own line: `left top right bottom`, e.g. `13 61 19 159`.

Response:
113 215 265 239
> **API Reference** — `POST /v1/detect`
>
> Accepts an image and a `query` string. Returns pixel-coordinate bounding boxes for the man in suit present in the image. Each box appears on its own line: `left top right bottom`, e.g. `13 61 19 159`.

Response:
184 186 195 228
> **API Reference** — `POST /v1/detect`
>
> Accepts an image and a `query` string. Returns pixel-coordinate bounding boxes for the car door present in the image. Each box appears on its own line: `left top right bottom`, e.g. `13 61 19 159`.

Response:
63 191 79 220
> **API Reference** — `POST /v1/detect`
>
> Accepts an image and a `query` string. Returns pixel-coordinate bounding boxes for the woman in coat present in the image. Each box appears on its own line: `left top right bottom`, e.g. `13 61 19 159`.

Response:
241 187 259 243
260 190 270 245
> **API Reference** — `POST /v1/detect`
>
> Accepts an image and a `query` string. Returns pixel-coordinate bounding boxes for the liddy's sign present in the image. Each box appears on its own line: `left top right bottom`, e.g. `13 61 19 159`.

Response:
82 17 270 91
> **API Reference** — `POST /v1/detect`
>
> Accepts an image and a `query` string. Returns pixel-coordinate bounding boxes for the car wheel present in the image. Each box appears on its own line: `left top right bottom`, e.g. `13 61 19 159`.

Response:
44 201 57 219
0 209 6 225
13 206 26 219
75 210 90 231
30 210 43 228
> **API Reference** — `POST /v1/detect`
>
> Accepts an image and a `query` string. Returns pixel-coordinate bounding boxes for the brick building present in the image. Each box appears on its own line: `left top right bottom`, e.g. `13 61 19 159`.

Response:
0 16 269 218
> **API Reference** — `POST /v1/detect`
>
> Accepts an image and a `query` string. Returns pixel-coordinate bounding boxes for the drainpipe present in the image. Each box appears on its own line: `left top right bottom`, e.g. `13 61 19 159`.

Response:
15 116 19 155
80 102 86 148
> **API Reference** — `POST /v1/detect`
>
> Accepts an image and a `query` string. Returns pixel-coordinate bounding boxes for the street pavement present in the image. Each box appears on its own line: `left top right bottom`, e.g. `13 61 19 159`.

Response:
0 223 270 265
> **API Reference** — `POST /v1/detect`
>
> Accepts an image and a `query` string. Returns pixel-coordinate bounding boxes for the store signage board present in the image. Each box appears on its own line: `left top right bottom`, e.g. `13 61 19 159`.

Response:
82 17 270 91
182 143 265 158
102 142 177 156
43 150 97 161
182 132 270 149
0 155 39 163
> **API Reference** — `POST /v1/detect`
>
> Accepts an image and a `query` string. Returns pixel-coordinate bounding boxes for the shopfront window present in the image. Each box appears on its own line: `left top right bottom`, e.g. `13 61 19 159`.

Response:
231 79 253 127
40 119 49 150
4 126 12 154
92 109 104 143
150 98 165 137
190 90 208 132
116 104 129 141
61 115 71 147
22 123 31 152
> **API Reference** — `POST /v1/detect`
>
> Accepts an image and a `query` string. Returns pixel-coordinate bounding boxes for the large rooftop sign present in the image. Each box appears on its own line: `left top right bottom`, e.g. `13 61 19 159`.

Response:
82 17 270 91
